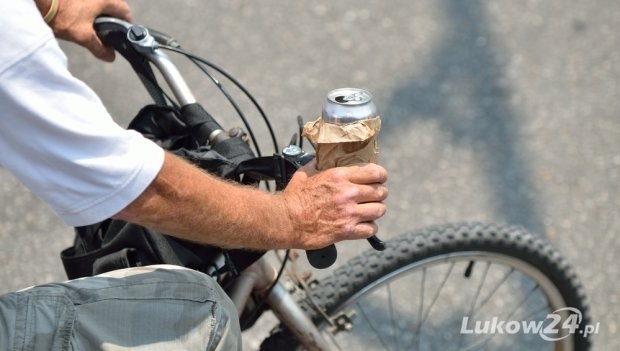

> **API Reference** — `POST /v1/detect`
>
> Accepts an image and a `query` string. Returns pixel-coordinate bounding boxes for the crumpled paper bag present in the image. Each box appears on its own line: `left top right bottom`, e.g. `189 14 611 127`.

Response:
302 116 381 170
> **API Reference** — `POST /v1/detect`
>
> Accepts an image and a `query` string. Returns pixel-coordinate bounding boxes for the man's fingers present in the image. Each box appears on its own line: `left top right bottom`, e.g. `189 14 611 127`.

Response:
355 202 387 223
100 0 133 22
345 163 388 185
354 183 388 203
342 203 385 240
84 32 116 62
90 0 132 61
349 221 379 240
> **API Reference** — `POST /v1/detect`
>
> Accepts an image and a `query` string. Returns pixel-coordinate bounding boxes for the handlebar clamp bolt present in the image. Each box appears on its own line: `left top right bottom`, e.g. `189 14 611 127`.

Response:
128 25 148 41
282 145 303 157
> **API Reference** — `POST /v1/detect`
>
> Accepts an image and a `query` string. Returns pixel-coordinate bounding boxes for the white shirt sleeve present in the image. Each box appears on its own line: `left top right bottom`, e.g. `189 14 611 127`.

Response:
0 0 165 226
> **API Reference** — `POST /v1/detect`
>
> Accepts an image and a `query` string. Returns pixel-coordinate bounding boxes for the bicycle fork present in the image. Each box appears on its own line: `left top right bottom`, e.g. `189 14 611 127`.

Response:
228 257 332 351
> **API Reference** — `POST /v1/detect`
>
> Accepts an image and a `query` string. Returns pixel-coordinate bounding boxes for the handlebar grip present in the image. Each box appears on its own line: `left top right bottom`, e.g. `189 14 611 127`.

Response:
306 237 385 269
94 17 178 47
180 103 225 145
306 244 338 269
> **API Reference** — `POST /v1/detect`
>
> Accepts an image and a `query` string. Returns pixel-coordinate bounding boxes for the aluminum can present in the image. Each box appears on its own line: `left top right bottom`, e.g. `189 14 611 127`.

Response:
322 88 378 124
316 87 380 169
305 88 384 268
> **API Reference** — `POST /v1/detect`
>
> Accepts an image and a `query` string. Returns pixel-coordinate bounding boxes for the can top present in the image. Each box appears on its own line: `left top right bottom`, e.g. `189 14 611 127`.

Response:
322 88 377 124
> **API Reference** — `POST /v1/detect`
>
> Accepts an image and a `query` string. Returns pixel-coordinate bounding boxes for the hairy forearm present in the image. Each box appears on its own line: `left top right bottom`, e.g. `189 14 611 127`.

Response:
115 149 388 251
114 152 295 250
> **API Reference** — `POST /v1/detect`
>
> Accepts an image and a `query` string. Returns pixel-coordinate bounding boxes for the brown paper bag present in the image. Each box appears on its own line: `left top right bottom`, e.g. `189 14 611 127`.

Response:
302 116 381 170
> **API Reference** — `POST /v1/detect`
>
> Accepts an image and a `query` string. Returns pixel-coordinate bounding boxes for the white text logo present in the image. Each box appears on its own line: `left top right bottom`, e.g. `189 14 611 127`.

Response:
460 308 599 340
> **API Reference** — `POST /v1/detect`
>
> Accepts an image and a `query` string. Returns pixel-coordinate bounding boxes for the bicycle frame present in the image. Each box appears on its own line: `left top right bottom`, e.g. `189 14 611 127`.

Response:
233 256 332 351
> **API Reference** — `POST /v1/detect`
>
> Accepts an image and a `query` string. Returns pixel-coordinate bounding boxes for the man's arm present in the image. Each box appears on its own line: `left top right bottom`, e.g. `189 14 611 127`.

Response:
114 152 388 251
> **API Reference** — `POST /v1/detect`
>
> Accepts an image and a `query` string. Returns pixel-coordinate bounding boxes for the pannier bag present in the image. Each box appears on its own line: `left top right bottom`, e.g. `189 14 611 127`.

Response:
61 104 263 280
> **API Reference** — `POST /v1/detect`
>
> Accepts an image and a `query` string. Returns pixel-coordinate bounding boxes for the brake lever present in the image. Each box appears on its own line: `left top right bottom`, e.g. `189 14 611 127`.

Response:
367 236 386 251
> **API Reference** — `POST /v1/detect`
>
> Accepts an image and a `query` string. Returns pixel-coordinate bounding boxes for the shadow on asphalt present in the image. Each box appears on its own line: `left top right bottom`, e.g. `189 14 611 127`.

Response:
383 0 545 235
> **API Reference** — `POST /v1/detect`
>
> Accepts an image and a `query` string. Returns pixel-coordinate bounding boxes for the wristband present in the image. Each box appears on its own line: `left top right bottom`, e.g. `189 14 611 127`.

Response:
43 0 60 23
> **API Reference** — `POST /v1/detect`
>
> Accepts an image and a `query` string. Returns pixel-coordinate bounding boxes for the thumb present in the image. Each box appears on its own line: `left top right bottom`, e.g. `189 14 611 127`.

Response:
298 158 320 177
84 31 116 62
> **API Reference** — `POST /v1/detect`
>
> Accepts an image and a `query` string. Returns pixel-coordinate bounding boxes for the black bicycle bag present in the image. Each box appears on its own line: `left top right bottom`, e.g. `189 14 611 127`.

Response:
61 104 263 280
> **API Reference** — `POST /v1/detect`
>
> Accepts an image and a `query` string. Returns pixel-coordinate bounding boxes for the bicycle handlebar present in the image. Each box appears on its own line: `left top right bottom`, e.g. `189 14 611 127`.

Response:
95 17 228 144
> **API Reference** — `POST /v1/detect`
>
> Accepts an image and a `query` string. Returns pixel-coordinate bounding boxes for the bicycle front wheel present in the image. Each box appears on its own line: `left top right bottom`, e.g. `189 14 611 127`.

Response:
261 222 591 351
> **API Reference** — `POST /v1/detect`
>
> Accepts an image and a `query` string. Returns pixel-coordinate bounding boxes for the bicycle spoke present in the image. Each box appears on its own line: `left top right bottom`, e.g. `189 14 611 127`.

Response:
505 284 540 321
386 283 401 351
456 261 491 350
519 302 551 322
468 262 491 315
460 333 496 351
356 302 393 351
421 261 455 325
415 267 426 350
470 267 514 318
464 284 541 350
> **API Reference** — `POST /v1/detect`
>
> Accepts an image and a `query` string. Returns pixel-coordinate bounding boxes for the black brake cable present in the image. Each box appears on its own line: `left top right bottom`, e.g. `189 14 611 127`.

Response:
155 44 259 155
136 67 180 110
240 249 290 330
191 58 262 157
185 55 261 157
161 87 181 110
158 45 280 154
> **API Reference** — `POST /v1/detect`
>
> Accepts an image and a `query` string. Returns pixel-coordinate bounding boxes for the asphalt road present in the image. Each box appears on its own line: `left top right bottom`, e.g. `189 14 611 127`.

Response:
1 1 618 349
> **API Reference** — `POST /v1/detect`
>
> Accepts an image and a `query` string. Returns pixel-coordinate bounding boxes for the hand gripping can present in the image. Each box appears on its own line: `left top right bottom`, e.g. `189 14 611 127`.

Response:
301 88 385 269
303 88 381 170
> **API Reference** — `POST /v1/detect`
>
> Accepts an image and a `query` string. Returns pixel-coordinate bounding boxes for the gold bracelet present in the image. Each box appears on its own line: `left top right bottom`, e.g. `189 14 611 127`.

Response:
43 0 60 23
